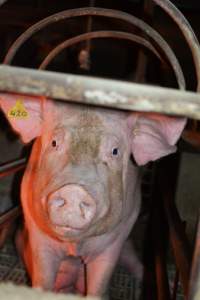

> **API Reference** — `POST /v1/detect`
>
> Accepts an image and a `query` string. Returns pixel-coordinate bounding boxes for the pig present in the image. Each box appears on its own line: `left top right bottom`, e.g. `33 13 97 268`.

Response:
0 94 186 298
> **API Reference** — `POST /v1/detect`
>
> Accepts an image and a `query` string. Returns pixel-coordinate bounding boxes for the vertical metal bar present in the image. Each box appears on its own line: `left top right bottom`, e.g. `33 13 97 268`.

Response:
188 216 200 300
134 0 155 83
172 270 179 300
172 221 187 300
164 192 191 297
79 0 95 70
154 209 172 300
157 157 192 298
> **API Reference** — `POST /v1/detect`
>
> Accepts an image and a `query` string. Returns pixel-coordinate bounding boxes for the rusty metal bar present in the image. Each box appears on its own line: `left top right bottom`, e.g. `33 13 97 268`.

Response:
133 0 155 83
0 0 7 6
188 217 200 300
0 158 25 247
0 158 26 179
153 0 200 92
79 0 95 70
0 206 21 229
172 270 179 300
163 187 192 297
155 157 192 298
154 206 171 300
3 7 185 90
39 30 163 70
0 206 21 248
0 65 200 119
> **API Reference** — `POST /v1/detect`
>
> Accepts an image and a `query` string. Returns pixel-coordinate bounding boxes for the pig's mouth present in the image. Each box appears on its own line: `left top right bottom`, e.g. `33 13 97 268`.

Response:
54 224 83 234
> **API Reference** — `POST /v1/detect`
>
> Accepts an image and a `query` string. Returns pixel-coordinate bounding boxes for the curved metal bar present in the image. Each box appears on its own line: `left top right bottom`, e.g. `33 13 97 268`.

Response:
153 0 200 91
0 0 7 6
3 7 185 90
39 30 163 70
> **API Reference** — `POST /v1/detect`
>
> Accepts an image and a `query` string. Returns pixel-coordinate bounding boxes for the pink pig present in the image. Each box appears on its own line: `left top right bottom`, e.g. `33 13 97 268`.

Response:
0 94 185 298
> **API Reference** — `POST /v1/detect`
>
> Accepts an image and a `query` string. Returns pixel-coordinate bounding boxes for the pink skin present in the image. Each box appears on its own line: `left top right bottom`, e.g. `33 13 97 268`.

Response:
0 94 186 298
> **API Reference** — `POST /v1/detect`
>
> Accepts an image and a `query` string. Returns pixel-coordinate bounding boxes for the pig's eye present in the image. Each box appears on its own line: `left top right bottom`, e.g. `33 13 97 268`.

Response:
112 148 119 156
52 140 57 147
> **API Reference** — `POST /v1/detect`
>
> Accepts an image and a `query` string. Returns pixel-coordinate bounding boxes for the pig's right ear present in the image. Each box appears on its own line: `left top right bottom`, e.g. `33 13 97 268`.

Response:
0 93 43 143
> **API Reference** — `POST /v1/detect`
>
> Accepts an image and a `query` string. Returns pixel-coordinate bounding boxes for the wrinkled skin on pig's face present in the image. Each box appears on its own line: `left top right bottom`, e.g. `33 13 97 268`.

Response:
27 103 131 241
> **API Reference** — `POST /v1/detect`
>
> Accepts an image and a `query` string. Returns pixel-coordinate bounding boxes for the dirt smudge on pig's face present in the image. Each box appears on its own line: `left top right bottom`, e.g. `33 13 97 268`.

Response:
69 109 102 164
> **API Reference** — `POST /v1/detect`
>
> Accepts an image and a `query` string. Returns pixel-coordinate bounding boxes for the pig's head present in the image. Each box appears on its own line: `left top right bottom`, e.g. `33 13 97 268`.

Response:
0 94 186 241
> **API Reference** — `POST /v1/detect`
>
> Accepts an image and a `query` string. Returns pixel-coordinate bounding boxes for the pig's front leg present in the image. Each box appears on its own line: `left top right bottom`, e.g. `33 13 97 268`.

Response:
85 240 123 298
16 226 62 291
31 245 61 290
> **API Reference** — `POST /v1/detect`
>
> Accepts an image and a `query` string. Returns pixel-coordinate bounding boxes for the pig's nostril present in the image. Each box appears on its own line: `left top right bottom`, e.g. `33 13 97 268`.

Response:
79 202 91 219
79 203 86 219
51 198 65 208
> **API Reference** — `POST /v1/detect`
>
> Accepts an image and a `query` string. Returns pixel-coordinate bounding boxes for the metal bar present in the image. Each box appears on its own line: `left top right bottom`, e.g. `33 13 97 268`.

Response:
0 206 21 229
0 158 26 179
153 0 200 91
155 157 192 298
0 158 26 173
0 65 200 119
3 7 185 89
164 186 192 297
154 206 171 300
39 31 162 70
188 217 200 300
0 0 7 6
134 0 155 83
172 270 179 300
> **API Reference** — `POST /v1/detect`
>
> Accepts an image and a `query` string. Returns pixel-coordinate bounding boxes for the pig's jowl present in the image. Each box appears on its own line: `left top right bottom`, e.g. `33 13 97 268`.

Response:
0 94 186 298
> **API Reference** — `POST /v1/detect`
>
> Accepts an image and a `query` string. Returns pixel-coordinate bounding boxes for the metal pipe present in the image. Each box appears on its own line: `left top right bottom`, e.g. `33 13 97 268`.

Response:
0 65 199 119
188 217 200 300
39 30 163 70
0 206 21 229
3 7 185 90
153 208 171 300
164 189 192 297
0 158 26 178
153 0 200 92
0 0 7 6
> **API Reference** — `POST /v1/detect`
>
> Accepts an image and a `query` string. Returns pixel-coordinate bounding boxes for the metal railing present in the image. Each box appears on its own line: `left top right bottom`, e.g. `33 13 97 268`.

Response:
0 158 26 246
0 0 200 298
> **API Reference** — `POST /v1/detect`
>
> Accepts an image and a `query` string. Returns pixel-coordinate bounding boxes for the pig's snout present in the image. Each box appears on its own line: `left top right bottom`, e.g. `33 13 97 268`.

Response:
47 185 96 230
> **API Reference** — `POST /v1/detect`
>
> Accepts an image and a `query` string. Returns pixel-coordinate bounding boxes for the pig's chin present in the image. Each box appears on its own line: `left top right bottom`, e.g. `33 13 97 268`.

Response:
47 209 121 242
47 215 104 240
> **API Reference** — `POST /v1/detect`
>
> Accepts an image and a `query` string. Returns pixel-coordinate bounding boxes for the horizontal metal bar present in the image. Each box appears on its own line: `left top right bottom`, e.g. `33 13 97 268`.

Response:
0 158 26 178
0 65 200 119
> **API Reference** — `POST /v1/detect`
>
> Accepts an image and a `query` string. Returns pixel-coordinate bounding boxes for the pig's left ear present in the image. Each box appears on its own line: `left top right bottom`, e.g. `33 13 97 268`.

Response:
127 113 186 166
0 93 43 143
